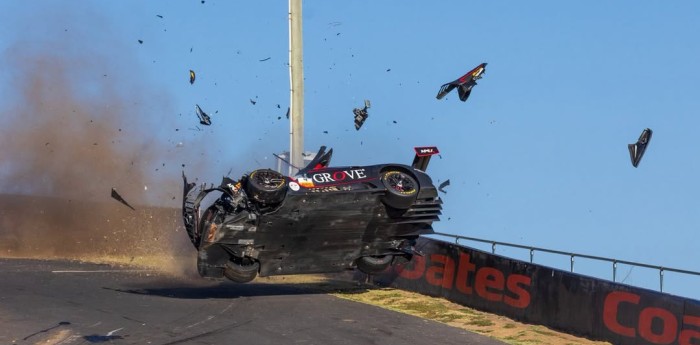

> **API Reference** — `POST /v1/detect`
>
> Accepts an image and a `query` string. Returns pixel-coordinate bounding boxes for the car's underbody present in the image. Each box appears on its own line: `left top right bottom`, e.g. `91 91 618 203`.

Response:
182 147 442 282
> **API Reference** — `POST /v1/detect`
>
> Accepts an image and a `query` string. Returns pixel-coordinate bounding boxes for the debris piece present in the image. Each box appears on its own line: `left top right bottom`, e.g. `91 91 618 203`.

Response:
138 39 143 44
111 188 135 211
438 179 450 194
353 100 371 130
189 70 196 84
436 62 487 102
285 107 290 119
250 99 257 105
259 57 271 62
195 104 211 126
628 128 653 168
156 14 163 18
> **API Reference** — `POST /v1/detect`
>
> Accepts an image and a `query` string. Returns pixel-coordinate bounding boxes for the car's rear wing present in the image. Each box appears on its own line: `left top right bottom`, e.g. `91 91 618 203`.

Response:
412 146 439 171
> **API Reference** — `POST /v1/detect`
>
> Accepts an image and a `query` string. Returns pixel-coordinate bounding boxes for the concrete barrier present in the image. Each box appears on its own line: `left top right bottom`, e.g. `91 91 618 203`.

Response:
368 238 700 345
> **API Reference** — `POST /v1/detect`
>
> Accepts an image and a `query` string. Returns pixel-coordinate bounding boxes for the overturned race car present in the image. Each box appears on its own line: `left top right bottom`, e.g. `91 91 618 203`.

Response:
182 146 442 283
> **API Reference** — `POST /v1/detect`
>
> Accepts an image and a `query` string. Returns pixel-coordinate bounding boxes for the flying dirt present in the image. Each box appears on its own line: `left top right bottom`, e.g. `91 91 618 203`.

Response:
0 6 204 274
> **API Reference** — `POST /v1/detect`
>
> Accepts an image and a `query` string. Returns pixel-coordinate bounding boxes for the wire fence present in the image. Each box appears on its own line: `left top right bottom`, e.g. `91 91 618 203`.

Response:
431 232 700 293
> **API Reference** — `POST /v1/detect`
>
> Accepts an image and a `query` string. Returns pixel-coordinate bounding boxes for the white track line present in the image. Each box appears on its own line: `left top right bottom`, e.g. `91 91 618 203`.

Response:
51 270 155 273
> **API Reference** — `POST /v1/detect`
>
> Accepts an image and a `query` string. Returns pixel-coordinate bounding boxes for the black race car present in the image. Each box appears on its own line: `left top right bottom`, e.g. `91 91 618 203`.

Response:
182 146 442 283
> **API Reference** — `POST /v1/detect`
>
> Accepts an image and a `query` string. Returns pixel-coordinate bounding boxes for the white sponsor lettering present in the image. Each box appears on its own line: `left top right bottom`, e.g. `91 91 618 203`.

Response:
311 169 367 183
313 173 333 183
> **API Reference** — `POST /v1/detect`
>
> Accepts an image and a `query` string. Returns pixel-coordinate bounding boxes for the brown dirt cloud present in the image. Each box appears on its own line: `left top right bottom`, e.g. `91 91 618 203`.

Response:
0 6 198 274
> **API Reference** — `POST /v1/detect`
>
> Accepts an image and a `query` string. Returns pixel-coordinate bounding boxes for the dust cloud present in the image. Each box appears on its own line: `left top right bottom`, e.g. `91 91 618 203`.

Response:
0 6 200 275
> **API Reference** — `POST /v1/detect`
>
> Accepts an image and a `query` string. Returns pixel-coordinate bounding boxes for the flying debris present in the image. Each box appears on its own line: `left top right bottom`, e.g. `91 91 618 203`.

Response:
438 179 450 194
110 188 135 211
250 99 257 105
436 62 487 102
138 39 144 44
628 128 652 168
189 70 196 84
353 100 371 130
259 57 271 62
285 107 290 119
195 104 211 126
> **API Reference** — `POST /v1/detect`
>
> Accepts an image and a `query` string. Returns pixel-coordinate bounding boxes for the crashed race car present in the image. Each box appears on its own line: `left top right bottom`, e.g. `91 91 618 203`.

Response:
182 146 442 283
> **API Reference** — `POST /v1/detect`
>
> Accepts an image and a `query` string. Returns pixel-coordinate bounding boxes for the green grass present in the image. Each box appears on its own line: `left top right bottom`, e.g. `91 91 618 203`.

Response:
465 317 495 327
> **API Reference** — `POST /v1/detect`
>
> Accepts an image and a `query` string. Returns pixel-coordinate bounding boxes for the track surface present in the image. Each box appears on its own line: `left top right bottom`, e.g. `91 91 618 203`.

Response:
0 259 505 345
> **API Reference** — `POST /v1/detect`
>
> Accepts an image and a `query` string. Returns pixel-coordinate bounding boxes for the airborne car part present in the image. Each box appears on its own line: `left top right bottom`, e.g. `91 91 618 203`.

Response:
182 146 442 283
353 100 371 130
195 104 211 126
628 128 652 168
110 188 135 211
436 63 487 102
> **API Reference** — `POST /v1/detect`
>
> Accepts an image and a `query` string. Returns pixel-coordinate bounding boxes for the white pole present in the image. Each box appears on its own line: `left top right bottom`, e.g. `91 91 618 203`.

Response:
288 0 304 175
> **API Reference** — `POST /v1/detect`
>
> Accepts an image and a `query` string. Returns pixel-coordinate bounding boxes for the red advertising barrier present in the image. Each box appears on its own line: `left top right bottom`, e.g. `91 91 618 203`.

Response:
368 238 700 345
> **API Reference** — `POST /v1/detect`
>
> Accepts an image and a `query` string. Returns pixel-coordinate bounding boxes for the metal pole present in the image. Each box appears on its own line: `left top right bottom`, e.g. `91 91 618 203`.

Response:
288 0 304 175
570 255 575 273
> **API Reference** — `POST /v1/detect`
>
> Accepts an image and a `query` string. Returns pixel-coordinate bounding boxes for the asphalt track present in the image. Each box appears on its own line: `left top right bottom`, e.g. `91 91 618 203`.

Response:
0 259 505 345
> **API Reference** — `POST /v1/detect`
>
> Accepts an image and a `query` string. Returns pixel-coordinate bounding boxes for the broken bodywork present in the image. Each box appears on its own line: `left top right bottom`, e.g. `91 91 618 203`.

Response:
628 128 652 168
182 147 442 283
436 63 487 102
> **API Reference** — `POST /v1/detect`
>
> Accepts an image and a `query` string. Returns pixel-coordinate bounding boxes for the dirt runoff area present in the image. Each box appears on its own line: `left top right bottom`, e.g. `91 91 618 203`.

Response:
258 274 612 345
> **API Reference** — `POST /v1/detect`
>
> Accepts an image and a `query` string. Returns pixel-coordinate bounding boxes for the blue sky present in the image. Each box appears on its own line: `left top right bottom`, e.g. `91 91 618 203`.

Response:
1 1 700 298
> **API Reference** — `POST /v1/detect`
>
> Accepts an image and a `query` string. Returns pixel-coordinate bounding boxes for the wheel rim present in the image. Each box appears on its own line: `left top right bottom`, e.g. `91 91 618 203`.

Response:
385 172 416 194
253 171 285 190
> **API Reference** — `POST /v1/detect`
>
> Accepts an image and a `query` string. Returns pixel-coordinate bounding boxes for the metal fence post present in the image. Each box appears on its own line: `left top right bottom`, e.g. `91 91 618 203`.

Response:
570 255 575 273
530 248 534 263
613 260 617 282
660 268 664 292
492 242 496 254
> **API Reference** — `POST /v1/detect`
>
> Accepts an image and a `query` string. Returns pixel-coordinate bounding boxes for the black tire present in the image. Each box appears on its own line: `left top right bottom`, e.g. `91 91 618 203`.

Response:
223 259 260 283
245 169 287 204
381 170 418 209
356 255 393 274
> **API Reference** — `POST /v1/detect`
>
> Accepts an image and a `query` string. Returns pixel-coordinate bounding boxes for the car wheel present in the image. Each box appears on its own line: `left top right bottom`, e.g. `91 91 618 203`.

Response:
245 169 287 204
356 255 393 274
381 170 418 209
223 258 259 283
